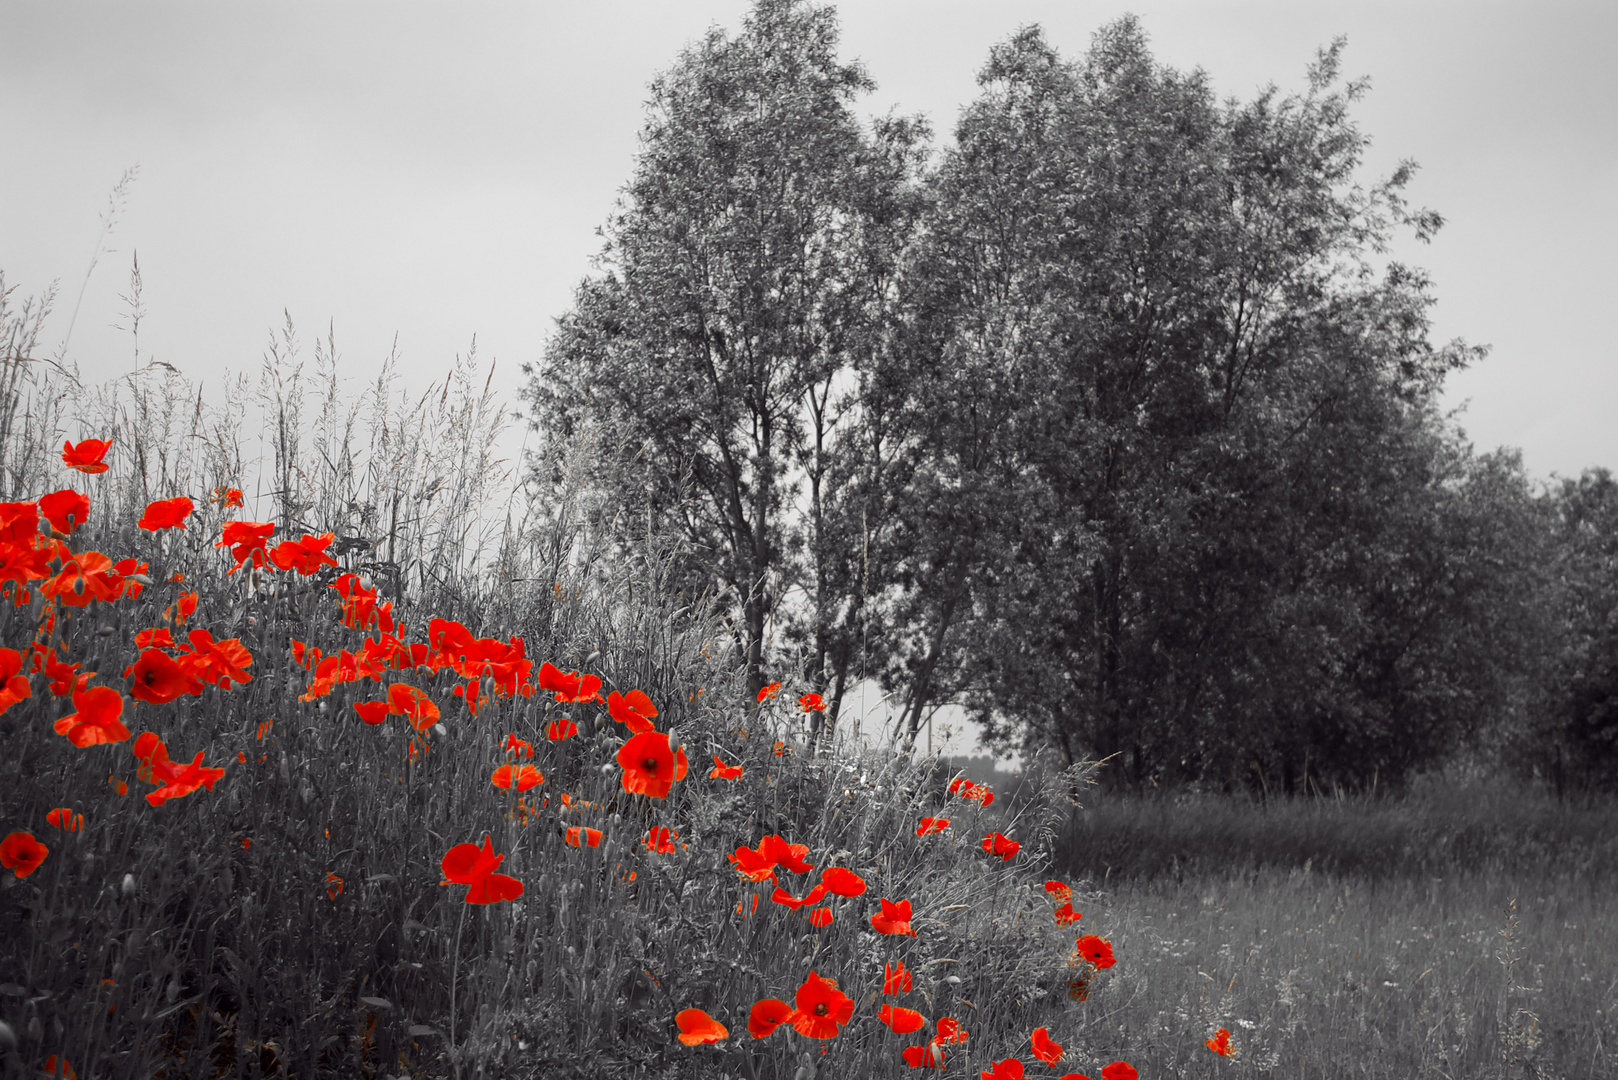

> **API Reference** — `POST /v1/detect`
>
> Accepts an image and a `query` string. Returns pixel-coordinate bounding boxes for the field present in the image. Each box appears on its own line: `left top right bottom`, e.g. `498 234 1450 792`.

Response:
1 297 1613 1080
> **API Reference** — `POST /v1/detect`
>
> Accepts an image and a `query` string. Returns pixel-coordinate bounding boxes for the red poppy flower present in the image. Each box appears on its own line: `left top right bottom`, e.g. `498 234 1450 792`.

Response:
1053 902 1082 925
176 629 254 689
565 826 603 848
41 1054 76 1080
791 971 853 1039
607 689 657 733
728 845 777 883
616 730 690 799
818 865 866 897
212 486 245 508
757 681 782 702
39 489 90 534
353 700 390 725
675 1008 728 1045
1031 1028 1063 1066
144 751 227 806
981 832 1020 861
798 692 826 713
1 831 49 877
386 683 438 730
883 960 913 994
62 438 112 474
137 497 193 531
736 893 760 917
748 998 794 1038
709 754 743 780
440 835 524 904
807 907 834 927
31 644 81 697
546 716 578 741
879 1004 927 1035
325 872 344 900
916 817 950 836
0 647 31 715
758 834 814 874
270 532 339 575
643 826 679 853
872 898 915 936
935 1017 969 1044
215 520 276 573
1206 1028 1233 1057
1076 935 1116 970
1046 880 1072 901
949 777 995 806
981 1059 1025 1080
537 661 601 703
773 740 790 756
54 685 130 747
46 808 84 832
902 1042 945 1069
492 764 544 792
1100 1063 1138 1080
134 628 176 650
503 733 533 758
772 882 830 910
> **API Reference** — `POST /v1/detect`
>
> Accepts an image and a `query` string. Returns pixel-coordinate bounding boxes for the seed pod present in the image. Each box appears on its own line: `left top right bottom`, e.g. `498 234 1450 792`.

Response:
121 873 137 897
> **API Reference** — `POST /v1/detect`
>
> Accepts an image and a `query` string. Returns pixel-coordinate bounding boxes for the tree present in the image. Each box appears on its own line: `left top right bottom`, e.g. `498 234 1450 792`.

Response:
524 0 925 704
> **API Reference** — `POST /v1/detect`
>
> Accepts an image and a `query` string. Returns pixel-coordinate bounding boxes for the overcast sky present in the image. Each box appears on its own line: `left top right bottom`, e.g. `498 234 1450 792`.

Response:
3 0 1614 486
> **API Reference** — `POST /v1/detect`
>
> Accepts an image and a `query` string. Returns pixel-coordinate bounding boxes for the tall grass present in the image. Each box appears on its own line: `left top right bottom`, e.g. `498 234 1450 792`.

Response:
0 276 1108 1080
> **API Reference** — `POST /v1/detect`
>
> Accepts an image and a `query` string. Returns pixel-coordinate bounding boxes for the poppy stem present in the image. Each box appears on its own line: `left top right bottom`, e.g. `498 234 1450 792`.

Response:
447 898 468 1078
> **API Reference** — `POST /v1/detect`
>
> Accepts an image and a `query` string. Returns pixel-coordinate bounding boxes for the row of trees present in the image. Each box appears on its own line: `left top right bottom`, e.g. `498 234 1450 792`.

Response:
524 0 1613 792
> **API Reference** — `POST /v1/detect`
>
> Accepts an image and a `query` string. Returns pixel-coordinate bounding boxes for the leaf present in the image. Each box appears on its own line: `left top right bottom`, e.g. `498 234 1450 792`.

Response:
360 996 392 1010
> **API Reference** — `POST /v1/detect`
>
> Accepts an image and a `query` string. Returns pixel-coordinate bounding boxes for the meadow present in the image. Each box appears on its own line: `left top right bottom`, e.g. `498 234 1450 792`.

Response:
2 282 1613 1080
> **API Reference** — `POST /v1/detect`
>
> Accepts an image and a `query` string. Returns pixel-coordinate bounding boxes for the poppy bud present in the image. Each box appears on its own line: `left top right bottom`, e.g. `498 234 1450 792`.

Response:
130 573 153 586
121 873 137 896
433 723 447 738
944 975 961 985
667 727 679 754
27 1016 40 1041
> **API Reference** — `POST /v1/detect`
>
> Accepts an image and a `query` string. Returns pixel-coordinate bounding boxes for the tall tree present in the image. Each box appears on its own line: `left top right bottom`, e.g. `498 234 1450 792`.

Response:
525 0 924 702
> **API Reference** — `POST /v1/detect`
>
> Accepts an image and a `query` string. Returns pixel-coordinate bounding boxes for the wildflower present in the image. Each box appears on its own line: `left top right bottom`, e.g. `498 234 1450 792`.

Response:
981 832 1020 861
1076 934 1116 970
216 520 277 573
607 689 657 733
757 681 782 702
440 835 524 904
135 628 177 650
546 717 578 741
503 733 533 758
736 893 760 917
709 754 743 780
45 808 84 832
879 1005 926 1035
537 661 601 704
675 1008 728 1046
819 866 866 896
53 685 130 747
916 817 950 836
1101 1063 1138 1080
0 831 49 878
0 647 32 715
1053 902 1082 925
62 438 111 474
981 1059 1025 1080
616 730 690 799
492 764 544 792
137 497 193 531
871 898 915 936
758 834 814 874
798 692 826 713
257 720 273 740
565 827 603 848
883 960 913 994
174 592 198 622
935 1017 968 1043
1045 880 1073 902
902 1042 945 1068
43 551 128 607
773 740 789 756
142 747 227 807
747 998 794 1038
643 826 679 854
269 532 339 575
790 971 853 1039
212 486 245 508
772 883 830 910
1206 1027 1233 1057
41 1055 76 1079
728 845 777 883
39 489 90 534
108 775 128 795
949 777 994 806
1031 1027 1063 1066
807 907 834 927
176 629 254 689
386 683 439 730
324 873 344 899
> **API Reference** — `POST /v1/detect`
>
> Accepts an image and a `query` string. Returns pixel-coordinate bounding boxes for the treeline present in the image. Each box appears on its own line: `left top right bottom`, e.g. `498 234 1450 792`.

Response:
523 0 1614 794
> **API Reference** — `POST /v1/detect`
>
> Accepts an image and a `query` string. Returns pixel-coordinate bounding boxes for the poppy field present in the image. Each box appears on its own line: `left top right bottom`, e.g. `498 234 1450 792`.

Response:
0 346 1139 1080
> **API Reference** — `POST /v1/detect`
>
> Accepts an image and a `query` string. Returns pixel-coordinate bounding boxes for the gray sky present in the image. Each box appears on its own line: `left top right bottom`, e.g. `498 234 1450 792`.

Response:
3 0 1614 481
